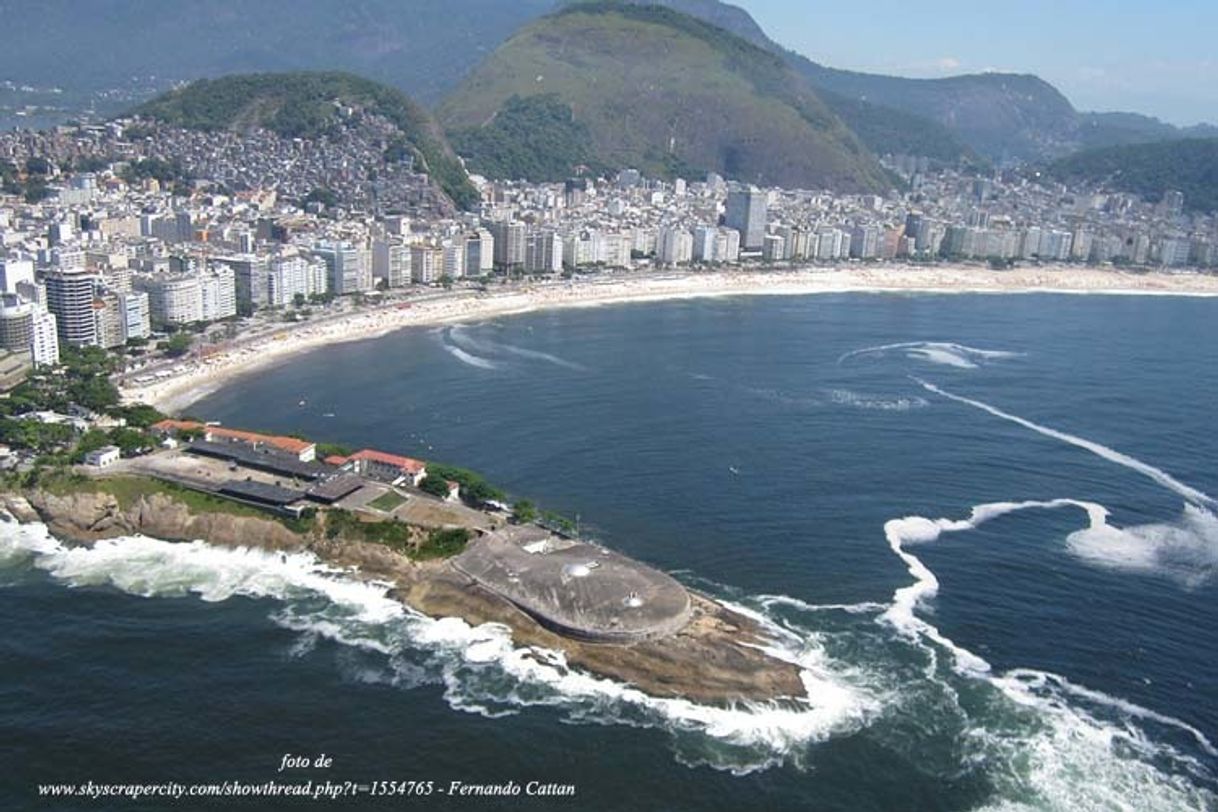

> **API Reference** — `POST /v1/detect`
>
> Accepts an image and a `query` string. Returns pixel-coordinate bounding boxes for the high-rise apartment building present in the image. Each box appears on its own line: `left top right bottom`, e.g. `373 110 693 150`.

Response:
489 222 526 273
314 241 372 296
45 268 100 346
725 186 767 250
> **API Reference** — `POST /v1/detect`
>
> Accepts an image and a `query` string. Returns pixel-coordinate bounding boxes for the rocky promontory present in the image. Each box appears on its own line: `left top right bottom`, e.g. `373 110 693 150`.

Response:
2 487 806 704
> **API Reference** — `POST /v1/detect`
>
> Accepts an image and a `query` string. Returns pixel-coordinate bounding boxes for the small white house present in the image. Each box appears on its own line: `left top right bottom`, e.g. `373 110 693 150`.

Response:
84 445 121 468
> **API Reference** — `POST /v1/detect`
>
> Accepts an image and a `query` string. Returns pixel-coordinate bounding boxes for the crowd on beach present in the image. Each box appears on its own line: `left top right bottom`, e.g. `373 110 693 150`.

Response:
119 264 1218 413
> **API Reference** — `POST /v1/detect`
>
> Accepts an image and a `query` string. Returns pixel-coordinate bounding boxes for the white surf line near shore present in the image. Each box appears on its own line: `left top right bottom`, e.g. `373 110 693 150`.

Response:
438 329 500 370
121 266 1218 412
915 378 1216 508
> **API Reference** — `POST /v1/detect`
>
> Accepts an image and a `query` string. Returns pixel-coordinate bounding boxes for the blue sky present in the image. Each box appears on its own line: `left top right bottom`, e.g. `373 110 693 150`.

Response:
740 0 1216 125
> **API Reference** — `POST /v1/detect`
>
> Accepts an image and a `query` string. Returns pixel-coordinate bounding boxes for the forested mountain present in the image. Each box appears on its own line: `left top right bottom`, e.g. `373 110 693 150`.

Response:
439 3 890 191
1047 138 1218 213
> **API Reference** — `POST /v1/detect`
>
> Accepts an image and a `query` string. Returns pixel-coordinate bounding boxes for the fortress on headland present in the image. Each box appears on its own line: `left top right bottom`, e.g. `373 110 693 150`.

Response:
453 525 692 644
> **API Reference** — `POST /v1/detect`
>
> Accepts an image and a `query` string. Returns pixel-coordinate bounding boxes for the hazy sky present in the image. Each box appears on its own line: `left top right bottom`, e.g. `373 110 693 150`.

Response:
741 0 1216 125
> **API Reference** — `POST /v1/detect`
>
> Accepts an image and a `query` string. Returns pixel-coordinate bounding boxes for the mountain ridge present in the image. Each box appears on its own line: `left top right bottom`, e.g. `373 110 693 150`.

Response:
0 0 1210 165
439 2 891 191
622 0 1214 161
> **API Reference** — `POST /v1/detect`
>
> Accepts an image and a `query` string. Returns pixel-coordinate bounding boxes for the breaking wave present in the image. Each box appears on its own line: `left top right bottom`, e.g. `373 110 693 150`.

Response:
0 521 875 776
3 512 1214 802
840 342 1023 369
4 345 1216 802
879 499 1216 809
1065 503 1218 586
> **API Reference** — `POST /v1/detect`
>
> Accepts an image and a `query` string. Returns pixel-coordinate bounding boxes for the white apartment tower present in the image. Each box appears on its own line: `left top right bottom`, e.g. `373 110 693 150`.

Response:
45 268 101 346
314 241 372 296
30 307 59 367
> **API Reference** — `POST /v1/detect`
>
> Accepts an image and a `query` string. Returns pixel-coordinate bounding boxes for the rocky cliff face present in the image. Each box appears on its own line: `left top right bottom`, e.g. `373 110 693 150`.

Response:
5 490 308 551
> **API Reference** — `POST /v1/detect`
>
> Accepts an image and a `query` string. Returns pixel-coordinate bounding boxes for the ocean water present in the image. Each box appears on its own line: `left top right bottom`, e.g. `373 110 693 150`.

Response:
3 292 1217 810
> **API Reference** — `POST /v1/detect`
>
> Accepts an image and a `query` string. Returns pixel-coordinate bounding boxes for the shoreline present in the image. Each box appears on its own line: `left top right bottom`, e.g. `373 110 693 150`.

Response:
119 263 1218 412
1 486 808 704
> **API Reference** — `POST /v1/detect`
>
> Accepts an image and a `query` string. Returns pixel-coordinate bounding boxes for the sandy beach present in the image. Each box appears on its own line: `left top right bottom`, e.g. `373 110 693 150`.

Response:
119 263 1218 413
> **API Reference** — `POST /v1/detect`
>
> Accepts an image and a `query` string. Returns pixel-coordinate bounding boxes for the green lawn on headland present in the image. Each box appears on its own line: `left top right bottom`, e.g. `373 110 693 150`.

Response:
369 491 407 512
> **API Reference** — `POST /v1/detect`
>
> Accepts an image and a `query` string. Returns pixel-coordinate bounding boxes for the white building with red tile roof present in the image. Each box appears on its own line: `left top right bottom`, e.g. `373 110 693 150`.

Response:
150 419 317 462
330 448 427 486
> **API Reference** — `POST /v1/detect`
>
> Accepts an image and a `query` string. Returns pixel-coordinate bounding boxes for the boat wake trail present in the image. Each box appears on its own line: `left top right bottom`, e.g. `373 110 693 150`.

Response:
914 378 1215 509
876 499 1217 810
839 342 1023 369
908 378 1218 590
444 325 586 371
443 344 499 370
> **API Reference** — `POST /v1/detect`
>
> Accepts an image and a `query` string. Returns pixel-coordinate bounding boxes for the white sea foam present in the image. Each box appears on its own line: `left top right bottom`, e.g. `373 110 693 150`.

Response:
878 499 1217 806
757 594 887 615
3 515 1214 800
883 502 1061 664
0 522 876 774
976 668 1217 811
839 341 1023 369
828 388 928 411
1065 503 1218 587
916 378 1216 509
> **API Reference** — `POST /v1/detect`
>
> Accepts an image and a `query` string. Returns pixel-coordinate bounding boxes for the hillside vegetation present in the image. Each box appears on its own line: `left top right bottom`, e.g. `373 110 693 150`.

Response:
135 72 478 208
1047 138 1218 213
440 3 888 191
449 94 605 181
815 89 980 166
